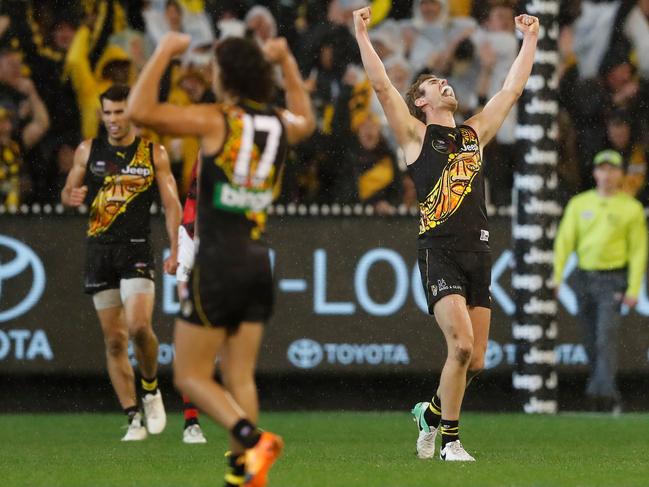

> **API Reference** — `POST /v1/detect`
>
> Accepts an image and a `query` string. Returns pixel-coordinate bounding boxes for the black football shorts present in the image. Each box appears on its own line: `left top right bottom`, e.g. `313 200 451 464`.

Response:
417 247 491 313
179 241 274 330
84 240 155 294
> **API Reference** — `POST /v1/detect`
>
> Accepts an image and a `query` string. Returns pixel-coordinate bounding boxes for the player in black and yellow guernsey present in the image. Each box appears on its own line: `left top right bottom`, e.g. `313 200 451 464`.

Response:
61 85 182 442
354 8 539 461
127 34 315 487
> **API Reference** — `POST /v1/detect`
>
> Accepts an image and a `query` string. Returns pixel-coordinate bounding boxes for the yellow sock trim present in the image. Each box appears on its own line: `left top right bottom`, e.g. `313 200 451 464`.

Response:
429 403 441 415
224 473 246 485
141 378 158 392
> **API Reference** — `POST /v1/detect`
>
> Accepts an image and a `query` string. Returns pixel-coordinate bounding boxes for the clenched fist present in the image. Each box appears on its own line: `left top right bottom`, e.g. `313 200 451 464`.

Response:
263 37 290 64
164 253 179 275
159 32 191 57
515 14 540 37
68 185 88 207
353 7 371 37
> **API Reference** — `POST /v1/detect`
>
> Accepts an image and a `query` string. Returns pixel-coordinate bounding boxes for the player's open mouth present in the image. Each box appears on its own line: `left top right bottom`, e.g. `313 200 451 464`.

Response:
442 86 454 98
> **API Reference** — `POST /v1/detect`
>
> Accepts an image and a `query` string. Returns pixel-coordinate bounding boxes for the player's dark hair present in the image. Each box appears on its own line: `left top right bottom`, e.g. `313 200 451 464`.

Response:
99 84 130 106
405 74 437 122
214 37 274 103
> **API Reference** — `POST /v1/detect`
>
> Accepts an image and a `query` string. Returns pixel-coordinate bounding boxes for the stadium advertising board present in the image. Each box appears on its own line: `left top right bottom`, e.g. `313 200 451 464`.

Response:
513 0 560 412
1 215 649 375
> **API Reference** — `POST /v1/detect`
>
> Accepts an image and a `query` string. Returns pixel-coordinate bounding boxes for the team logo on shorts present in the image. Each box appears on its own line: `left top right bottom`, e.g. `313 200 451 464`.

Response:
430 284 438 297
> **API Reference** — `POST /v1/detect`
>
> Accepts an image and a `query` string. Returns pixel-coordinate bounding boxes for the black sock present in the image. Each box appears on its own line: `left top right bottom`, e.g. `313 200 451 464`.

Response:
124 405 139 424
424 394 442 429
231 418 261 449
224 452 246 487
440 419 460 448
183 398 200 428
184 416 199 428
141 376 158 395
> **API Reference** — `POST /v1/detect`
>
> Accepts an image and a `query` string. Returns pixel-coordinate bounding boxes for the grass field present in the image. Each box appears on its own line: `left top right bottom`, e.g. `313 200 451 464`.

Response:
1 412 648 487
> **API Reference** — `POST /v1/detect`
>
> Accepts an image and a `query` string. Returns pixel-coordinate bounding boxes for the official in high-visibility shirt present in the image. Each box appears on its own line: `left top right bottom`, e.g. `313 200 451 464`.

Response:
554 149 648 412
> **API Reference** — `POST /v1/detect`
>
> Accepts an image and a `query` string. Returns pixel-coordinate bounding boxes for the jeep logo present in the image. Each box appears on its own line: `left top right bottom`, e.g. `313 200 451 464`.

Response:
121 166 152 177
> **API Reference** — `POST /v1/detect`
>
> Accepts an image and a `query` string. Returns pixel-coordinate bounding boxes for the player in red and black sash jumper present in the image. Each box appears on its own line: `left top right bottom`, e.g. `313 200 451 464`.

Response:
175 159 208 444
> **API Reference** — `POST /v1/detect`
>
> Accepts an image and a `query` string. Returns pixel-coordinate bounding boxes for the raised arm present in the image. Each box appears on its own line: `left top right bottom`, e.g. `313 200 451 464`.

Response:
264 38 316 145
61 140 91 207
153 143 182 275
126 32 222 139
16 78 50 149
466 14 539 146
353 7 424 161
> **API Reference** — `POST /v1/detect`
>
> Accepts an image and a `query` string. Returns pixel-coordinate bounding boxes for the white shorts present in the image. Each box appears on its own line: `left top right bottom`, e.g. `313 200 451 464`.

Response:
176 225 196 283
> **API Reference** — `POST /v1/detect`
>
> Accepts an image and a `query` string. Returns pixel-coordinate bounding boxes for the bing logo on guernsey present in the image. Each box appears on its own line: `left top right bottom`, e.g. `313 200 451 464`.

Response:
214 182 273 213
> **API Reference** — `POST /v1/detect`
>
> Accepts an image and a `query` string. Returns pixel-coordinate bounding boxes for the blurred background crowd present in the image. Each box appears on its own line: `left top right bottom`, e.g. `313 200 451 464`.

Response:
0 0 648 214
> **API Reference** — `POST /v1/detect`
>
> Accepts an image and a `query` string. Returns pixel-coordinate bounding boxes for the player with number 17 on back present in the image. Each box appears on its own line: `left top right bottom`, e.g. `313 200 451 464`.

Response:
127 33 315 487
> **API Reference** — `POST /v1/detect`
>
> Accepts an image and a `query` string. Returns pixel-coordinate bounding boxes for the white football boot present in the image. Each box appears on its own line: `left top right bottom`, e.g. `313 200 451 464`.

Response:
142 389 167 434
411 402 437 459
440 440 476 462
182 424 207 444
121 412 148 442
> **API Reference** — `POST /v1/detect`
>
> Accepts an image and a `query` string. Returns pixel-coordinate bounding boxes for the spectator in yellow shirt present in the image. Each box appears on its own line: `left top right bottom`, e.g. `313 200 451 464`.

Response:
603 111 647 197
65 0 132 139
0 106 21 207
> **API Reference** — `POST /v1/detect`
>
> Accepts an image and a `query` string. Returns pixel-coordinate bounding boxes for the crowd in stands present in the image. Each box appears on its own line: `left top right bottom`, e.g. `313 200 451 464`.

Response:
0 0 648 213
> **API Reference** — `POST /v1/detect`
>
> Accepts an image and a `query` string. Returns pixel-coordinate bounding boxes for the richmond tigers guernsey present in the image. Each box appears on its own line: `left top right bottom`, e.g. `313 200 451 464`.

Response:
408 123 489 252
198 100 288 247
84 136 156 243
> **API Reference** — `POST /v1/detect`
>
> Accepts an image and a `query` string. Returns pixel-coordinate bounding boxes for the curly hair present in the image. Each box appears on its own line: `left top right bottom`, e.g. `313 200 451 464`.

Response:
215 37 274 103
405 74 437 122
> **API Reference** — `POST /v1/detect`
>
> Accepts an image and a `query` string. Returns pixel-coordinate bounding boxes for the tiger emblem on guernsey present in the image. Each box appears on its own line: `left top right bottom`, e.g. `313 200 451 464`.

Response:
419 127 481 234
88 139 154 237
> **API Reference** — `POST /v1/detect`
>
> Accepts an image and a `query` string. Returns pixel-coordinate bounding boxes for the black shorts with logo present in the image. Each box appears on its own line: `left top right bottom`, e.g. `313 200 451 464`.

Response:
417 247 491 313
84 240 155 294
179 241 274 330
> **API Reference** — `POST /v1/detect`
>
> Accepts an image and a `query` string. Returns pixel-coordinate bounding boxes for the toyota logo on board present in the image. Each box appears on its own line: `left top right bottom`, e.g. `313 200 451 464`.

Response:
0 235 46 322
287 338 323 369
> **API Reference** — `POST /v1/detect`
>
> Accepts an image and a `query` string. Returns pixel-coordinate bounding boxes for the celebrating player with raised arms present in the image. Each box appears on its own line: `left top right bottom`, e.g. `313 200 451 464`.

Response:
127 32 315 486
353 6 539 461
